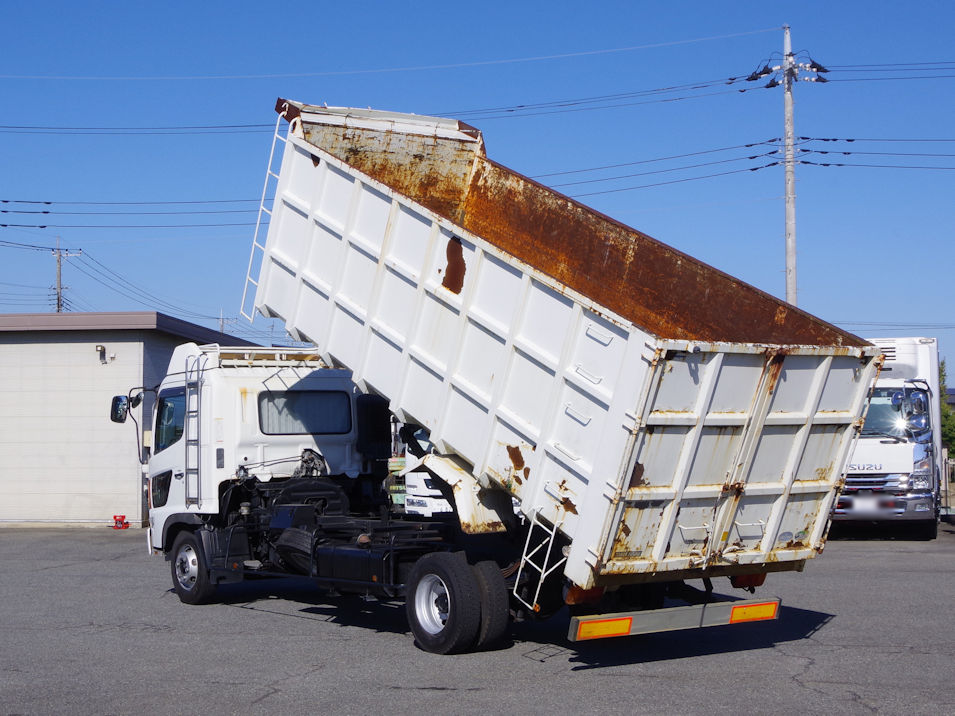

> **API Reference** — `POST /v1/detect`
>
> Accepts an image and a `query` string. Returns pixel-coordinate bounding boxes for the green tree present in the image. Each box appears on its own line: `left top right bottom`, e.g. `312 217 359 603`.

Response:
941 359 955 453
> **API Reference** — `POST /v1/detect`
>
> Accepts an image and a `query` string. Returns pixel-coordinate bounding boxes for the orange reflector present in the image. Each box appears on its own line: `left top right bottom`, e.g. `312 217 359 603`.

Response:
576 616 633 641
729 601 779 623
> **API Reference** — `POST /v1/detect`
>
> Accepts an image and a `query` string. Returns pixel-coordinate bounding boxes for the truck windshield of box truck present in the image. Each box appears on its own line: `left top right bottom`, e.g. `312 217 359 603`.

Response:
861 385 933 442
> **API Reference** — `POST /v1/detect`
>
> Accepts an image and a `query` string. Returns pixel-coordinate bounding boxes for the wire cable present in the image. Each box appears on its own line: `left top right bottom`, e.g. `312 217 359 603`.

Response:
0 28 782 81
551 151 780 188
531 139 780 178
570 162 778 197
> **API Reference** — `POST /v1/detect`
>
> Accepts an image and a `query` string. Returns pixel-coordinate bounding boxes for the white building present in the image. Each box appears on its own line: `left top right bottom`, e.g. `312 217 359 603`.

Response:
0 312 250 526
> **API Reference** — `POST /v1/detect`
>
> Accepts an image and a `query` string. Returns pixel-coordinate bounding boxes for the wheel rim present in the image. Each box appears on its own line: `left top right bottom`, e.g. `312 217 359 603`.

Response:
415 573 450 635
174 543 199 591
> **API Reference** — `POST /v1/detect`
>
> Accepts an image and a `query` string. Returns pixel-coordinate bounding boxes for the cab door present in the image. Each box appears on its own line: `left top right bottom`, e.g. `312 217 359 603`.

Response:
147 386 187 549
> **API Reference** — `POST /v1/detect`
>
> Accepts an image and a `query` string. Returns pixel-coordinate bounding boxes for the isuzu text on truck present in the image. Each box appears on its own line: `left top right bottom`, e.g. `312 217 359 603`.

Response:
832 337 942 539
112 99 881 654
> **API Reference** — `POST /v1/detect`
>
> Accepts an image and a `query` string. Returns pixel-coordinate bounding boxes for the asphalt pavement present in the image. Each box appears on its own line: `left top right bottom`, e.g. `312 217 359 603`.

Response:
1 522 953 715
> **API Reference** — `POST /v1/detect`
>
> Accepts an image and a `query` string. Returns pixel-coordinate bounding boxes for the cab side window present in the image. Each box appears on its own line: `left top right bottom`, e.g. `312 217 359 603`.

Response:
154 389 186 454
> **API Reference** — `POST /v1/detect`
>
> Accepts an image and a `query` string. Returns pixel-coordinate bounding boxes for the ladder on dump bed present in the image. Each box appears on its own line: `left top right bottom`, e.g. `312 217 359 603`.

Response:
183 352 207 507
241 103 291 321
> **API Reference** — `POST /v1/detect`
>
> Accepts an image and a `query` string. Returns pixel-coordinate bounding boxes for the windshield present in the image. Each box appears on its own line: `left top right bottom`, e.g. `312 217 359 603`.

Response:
862 386 931 439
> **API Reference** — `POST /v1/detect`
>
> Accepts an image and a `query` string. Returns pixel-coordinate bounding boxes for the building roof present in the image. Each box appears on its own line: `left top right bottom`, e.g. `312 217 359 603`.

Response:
0 311 255 346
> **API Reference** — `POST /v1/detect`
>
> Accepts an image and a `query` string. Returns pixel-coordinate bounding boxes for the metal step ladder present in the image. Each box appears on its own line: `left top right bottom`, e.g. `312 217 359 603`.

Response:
513 511 567 613
183 353 206 507
241 102 293 321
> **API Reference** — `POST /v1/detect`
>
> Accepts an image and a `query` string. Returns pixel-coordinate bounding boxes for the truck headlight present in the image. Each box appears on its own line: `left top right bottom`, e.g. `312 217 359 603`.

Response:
910 456 932 491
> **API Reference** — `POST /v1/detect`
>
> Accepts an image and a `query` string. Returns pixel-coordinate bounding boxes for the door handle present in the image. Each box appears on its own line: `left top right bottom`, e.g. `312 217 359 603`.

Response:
174 471 184 480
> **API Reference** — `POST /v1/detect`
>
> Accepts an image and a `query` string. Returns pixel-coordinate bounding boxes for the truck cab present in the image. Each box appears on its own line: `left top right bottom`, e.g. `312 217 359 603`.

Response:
833 337 942 538
142 343 380 553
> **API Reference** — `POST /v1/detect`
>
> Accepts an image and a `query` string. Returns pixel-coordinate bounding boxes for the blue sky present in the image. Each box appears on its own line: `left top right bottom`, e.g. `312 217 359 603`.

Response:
2 2 953 367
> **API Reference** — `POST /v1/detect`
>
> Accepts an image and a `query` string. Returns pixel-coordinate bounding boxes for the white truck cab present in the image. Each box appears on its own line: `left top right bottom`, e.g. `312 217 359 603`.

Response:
833 337 942 538
132 344 383 553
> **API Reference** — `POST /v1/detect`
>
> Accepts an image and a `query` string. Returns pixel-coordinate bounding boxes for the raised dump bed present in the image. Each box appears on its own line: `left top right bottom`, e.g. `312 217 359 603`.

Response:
244 99 881 592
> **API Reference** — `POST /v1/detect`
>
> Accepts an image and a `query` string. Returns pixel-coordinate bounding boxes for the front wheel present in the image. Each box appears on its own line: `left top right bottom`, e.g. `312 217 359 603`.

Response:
405 552 481 654
170 531 216 605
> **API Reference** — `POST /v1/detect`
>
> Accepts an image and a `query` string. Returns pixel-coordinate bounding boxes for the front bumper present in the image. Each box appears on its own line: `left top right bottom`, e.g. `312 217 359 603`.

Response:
832 492 936 522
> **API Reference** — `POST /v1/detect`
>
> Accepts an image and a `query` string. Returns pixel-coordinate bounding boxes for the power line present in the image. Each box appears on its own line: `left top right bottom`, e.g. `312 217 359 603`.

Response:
3 198 260 205
800 159 955 170
0 28 781 81
72 252 220 320
827 61 955 69
2 222 259 229
440 75 753 117
800 136 955 143
569 162 777 197
551 151 779 188
809 149 955 158
448 86 765 121
2 208 258 216
0 238 58 251
824 74 955 82
531 139 779 178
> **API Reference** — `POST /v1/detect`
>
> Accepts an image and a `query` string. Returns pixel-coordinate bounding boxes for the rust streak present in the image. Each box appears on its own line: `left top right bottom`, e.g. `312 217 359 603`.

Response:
284 98 870 348
442 237 466 294
767 349 788 392
560 497 578 515
628 461 647 488
505 445 525 471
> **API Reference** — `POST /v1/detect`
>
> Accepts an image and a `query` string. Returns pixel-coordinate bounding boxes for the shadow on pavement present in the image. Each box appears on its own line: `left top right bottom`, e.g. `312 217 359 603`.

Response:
204 577 833 663
507 603 833 668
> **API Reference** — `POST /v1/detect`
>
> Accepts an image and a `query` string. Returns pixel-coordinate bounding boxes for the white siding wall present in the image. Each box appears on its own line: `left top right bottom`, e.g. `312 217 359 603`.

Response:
0 332 147 524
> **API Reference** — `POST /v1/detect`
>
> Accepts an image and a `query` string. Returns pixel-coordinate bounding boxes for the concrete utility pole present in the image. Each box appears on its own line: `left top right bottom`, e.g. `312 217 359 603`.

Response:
783 25 797 306
52 237 82 312
747 26 828 306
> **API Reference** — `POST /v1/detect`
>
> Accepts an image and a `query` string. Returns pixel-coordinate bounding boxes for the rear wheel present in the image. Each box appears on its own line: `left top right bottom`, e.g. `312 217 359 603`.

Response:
170 531 216 605
472 560 510 650
405 552 481 654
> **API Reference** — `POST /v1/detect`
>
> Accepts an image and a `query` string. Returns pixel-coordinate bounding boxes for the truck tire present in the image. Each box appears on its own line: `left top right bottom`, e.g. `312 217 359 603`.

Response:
472 560 510 650
405 552 481 654
170 531 216 605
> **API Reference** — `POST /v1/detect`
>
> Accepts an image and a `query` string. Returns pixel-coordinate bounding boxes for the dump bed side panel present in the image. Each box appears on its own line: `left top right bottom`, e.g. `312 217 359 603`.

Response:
255 134 653 542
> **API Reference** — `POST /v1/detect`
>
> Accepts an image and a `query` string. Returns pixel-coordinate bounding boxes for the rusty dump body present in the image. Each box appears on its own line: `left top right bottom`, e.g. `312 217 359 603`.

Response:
278 97 865 349
250 99 881 591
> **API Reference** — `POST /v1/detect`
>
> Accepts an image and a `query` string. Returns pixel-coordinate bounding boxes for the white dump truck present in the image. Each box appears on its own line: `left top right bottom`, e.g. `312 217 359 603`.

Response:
832 337 942 538
113 99 881 654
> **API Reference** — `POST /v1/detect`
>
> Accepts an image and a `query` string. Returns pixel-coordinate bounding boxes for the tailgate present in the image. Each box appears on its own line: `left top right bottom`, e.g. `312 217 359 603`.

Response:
596 341 880 577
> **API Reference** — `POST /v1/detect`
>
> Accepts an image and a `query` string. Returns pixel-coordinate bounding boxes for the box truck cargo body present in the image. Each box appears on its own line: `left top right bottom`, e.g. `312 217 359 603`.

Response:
120 99 881 654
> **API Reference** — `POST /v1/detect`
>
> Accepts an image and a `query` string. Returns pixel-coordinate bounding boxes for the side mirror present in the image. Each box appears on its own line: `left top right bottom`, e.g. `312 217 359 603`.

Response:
110 395 129 424
909 390 928 414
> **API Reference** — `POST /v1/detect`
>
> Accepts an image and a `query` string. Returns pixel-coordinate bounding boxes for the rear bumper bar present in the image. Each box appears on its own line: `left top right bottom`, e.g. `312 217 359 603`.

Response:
568 598 781 642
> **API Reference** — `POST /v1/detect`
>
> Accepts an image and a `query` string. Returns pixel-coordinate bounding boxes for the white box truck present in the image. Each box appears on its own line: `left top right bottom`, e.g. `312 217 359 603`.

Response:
113 99 881 654
833 337 942 538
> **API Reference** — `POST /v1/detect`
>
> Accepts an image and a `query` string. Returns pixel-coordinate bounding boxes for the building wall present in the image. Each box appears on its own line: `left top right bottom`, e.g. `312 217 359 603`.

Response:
0 331 147 525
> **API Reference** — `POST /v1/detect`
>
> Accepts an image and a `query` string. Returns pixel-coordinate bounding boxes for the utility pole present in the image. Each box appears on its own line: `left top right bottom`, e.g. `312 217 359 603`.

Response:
52 237 82 312
746 26 828 307
783 24 797 306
